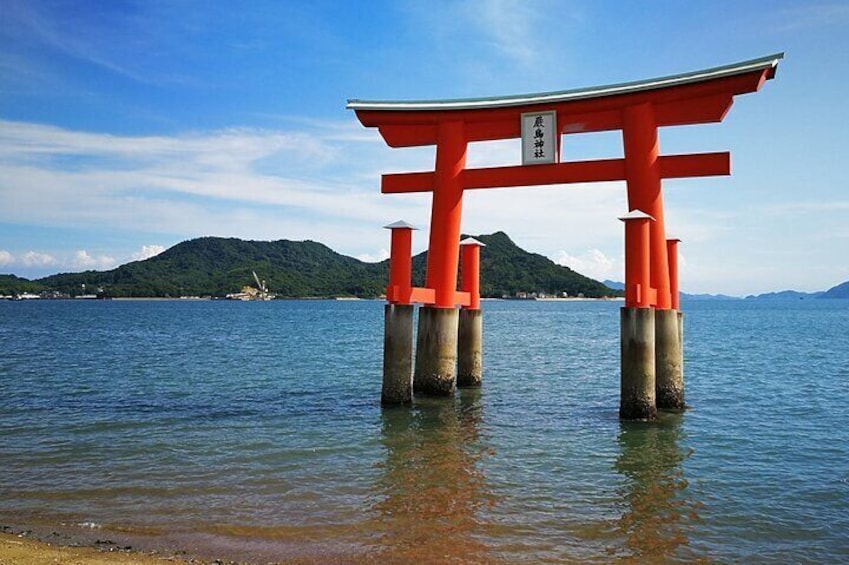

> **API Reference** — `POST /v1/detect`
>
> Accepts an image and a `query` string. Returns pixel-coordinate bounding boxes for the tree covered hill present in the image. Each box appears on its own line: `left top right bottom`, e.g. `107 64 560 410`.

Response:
0 274 44 296
471 231 614 298
3 233 621 299
37 237 388 298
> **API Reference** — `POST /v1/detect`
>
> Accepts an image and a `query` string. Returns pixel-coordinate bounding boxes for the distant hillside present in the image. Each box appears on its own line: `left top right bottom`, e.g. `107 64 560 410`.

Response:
37 237 387 298
745 290 824 300
471 232 615 298
0 274 44 296
682 292 740 301
820 281 849 299
603 279 739 300
603 280 625 291
7 232 621 299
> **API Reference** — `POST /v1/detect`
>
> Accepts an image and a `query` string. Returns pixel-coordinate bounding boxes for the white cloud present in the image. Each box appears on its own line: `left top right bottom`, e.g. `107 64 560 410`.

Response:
465 0 541 63
0 250 13 266
553 248 621 281
356 249 390 263
21 251 57 267
0 119 395 235
131 245 166 261
72 250 116 270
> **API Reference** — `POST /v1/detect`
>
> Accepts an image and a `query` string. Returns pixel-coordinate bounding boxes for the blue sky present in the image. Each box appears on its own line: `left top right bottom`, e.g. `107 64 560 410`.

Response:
1 0 847 295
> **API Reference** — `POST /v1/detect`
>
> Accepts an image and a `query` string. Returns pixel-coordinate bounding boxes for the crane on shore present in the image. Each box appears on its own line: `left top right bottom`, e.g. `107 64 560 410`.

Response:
252 271 270 301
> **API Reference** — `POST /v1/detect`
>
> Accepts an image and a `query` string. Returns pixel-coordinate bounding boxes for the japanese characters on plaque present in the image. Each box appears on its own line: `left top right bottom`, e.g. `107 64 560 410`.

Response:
521 111 558 165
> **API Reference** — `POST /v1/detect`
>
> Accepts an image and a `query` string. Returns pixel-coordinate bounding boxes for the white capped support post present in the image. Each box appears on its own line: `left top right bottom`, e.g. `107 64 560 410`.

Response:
457 237 485 387
619 210 657 420
382 221 418 405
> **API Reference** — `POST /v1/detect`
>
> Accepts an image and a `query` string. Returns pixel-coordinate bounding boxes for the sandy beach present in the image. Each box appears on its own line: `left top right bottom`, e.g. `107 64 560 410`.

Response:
0 531 182 565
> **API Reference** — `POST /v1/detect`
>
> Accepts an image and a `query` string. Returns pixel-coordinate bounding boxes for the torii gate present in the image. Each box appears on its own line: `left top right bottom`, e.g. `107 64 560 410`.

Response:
348 53 782 419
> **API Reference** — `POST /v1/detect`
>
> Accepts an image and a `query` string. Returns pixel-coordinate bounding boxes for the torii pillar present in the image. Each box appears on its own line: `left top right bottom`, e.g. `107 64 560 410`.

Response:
414 121 468 396
619 210 656 419
382 221 418 405
457 237 486 387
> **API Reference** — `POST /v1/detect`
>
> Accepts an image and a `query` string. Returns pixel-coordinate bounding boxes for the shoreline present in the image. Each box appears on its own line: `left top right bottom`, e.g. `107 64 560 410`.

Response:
0 521 381 565
0 529 191 565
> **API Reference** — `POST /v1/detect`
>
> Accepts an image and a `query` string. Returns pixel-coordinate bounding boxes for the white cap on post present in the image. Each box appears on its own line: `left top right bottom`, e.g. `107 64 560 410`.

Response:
618 209 655 222
383 220 419 230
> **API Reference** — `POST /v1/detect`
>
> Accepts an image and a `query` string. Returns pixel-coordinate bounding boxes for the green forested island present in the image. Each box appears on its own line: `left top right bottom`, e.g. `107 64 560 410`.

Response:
0 232 620 299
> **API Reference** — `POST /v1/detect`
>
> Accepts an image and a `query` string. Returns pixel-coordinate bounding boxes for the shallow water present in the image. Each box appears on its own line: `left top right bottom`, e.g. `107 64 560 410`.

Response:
1 298 847 563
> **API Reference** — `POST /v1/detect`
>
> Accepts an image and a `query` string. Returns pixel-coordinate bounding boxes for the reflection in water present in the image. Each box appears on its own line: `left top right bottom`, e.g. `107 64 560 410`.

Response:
368 389 497 564
614 413 705 564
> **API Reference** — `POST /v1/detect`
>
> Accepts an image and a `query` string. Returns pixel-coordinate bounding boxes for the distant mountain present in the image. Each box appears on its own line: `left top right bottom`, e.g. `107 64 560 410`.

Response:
820 281 849 299
745 290 824 300
3 232 621 299
602 279 738 300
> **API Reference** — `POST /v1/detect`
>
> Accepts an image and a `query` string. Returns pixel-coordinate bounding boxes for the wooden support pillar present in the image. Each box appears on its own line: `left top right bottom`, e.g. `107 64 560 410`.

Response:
384 220 418 305
415 121 467 395
622 103 671 310
426 120 467 308
619 210 657 420
620 210 654 308
458 238 485 387
381 221 418 405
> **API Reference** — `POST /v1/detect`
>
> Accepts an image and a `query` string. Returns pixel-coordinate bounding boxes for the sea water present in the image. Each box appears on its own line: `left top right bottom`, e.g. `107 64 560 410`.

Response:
0 298 847 563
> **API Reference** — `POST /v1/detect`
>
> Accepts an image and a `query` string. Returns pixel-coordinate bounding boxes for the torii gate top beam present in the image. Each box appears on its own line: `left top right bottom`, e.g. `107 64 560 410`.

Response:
347 53 782 148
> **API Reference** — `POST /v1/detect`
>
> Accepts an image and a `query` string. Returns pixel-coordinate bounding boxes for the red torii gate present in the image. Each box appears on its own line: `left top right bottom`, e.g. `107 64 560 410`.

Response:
349 53 782 417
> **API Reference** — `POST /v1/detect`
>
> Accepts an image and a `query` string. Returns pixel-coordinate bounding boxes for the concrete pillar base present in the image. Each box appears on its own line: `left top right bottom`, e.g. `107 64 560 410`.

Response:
620 307 657 420
656 308 685 411
457 309 483 387
414 306 459 396
382 304 414 405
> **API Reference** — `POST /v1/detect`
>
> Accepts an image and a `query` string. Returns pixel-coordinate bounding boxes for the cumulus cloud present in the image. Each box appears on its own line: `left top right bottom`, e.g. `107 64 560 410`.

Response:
72 250 116 270
21 251 57 267
553 248 621 281
0 250 13 266
356 249 390 263
131 244 166 261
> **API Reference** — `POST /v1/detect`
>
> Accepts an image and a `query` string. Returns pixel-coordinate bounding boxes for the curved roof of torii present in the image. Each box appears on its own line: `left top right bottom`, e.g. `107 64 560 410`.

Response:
347 53 783 147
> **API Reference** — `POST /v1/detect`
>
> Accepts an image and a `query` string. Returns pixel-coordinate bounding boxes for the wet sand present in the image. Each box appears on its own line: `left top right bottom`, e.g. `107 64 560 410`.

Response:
0 525 405 565
0 531 183 565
